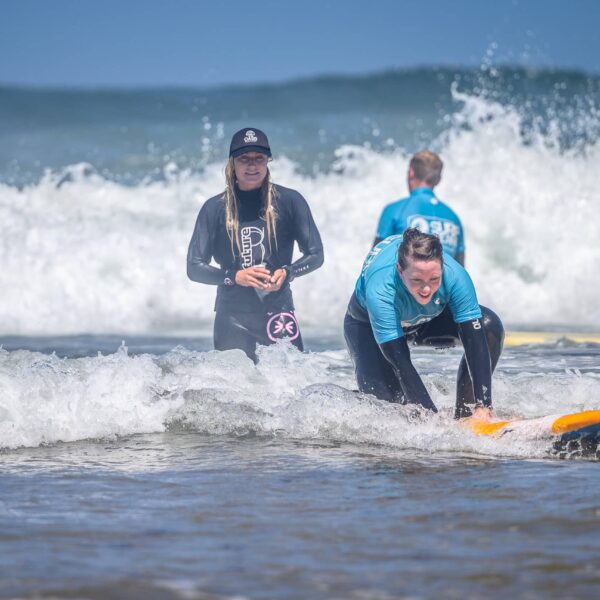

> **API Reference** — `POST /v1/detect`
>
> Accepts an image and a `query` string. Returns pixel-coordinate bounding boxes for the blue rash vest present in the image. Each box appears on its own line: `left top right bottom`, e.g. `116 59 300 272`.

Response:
354 236 482 344
375 187 465 258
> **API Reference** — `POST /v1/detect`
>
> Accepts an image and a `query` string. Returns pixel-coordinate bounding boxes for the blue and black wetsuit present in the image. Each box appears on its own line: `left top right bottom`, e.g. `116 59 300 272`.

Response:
344 236 504 418
187 184 324 362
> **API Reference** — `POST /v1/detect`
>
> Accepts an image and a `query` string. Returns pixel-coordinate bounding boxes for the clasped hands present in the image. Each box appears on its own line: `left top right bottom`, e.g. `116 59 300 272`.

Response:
234 265 286 292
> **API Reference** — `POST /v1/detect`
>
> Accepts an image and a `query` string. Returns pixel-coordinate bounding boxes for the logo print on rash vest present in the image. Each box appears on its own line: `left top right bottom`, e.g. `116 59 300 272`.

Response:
267 312 299 341
407 215 460 252
240 225 266 267
244 130 258 143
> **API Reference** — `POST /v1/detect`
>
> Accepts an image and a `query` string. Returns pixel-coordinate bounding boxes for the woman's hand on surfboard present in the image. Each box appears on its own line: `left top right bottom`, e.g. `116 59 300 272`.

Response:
471 406 493 421
235 266 273 289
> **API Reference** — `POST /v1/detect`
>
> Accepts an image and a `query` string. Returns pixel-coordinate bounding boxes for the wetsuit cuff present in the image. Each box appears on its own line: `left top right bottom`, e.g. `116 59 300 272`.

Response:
474 400 492 409
283 265 295 283
224 270 238 286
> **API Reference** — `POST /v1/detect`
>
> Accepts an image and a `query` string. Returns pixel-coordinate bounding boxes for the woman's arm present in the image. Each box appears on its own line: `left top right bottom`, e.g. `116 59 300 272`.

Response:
457 318 492 409
186 203 237 285
380 337 438 412
284 193 324 281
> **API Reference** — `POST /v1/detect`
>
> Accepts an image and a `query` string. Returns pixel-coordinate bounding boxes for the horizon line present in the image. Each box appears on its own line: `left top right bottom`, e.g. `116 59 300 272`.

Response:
1 63 598 94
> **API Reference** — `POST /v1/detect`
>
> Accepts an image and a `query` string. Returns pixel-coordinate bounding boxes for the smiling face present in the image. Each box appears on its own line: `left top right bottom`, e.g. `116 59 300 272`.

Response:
398 257 443 305
233 151 269 190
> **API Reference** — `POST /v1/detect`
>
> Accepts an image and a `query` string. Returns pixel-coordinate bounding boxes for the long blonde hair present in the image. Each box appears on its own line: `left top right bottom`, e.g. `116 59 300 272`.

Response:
223 157 278 256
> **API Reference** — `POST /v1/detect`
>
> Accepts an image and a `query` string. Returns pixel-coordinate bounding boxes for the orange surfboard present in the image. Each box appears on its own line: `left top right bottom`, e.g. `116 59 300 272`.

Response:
464 409 600 442
461 410 600 459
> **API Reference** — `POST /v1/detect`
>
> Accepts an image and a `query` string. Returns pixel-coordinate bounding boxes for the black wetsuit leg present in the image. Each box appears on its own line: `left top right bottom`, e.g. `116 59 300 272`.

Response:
214 307 304 364
214 311 260 362
343 310 402 401
408 306 504 418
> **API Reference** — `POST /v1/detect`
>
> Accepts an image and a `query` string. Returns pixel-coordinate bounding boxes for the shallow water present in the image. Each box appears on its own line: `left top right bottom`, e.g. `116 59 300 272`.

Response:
1 336 600 598
2 435 600 599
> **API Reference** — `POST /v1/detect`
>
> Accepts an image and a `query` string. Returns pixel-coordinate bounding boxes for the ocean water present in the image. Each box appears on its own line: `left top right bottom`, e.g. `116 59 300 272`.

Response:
1 67 600 598
2 68 600 335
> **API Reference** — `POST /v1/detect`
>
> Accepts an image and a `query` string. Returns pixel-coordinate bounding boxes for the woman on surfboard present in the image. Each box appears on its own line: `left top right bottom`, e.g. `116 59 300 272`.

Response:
344 228 504 418
187 127 324 362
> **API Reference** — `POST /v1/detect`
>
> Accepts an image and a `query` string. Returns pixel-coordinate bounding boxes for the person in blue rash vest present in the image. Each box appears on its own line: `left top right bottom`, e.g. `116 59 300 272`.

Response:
374 151 465 265
344 228 504 419
187 128 324 363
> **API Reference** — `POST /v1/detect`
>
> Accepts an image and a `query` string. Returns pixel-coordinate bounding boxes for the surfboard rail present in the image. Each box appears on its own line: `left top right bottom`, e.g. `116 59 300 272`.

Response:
550 410 600 434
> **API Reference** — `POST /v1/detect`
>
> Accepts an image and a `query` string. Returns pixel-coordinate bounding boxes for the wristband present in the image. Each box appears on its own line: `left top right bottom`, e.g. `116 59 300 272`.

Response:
224 269 237 286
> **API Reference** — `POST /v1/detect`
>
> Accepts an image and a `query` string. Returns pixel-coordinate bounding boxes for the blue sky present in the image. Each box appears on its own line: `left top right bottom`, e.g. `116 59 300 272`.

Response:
1 0 598 88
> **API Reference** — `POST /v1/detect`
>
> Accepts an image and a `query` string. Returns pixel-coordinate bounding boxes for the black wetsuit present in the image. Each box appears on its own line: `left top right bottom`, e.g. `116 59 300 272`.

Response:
187 184 324 361
344 298 504 418
343 236 504 418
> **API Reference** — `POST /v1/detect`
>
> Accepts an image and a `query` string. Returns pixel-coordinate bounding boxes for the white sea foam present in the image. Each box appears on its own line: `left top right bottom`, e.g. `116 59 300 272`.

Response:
1 343 597 454
0 92 599 335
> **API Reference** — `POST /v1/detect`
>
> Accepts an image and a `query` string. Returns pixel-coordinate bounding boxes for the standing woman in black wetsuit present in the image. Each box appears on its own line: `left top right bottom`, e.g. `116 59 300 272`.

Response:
187 128 324 362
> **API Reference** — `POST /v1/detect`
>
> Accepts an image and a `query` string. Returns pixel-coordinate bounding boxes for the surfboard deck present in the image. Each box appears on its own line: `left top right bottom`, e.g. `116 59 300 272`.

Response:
463 409 600 458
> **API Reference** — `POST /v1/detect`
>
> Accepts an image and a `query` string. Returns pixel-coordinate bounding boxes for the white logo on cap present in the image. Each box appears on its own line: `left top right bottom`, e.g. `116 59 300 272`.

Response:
244 130 258 143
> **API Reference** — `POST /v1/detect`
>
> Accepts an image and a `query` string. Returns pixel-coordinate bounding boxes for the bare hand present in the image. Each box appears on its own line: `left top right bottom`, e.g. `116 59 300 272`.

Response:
235 266 272 289
268 268 287 292
471 406 493 421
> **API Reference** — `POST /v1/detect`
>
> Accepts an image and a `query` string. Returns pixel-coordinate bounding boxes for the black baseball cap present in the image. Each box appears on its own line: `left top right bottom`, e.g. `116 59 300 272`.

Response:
229 128 272 158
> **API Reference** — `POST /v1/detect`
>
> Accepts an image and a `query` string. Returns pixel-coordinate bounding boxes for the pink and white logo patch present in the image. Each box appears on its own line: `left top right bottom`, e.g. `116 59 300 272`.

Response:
266 312 299 342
